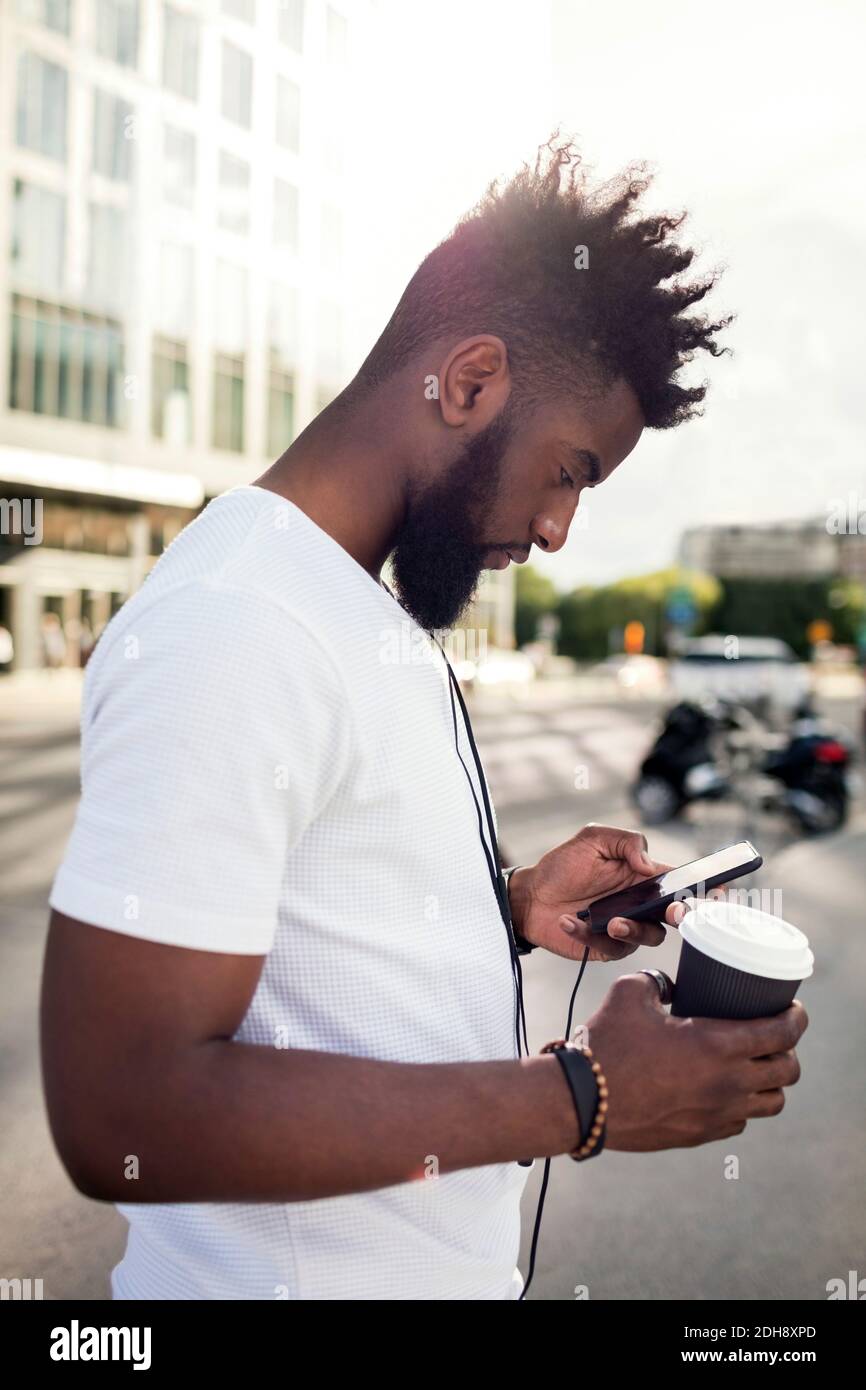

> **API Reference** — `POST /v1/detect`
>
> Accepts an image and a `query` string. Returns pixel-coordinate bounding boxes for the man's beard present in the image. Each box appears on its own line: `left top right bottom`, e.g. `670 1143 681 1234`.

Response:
389 408 514 633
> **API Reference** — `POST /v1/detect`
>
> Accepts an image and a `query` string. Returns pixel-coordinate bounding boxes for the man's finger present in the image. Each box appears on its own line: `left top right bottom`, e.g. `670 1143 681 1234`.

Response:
622 835 661 875
607 916 666 946
702 1001 809 1060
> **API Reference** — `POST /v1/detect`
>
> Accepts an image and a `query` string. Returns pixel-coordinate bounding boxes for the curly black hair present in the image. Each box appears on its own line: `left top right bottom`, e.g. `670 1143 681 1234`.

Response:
356 136 732 429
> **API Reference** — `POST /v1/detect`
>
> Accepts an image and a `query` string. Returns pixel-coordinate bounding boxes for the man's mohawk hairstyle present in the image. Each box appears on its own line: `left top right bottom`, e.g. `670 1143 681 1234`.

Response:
358 134 732 428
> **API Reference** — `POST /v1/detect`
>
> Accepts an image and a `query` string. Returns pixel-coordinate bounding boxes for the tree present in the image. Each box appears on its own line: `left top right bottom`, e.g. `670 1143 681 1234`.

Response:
556 567 721 660
709 577 866 658
515 565 559 647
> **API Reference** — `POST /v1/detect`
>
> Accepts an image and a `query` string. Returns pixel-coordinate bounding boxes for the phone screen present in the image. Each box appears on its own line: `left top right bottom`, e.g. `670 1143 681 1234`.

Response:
654 843 758 897
586 841 760 929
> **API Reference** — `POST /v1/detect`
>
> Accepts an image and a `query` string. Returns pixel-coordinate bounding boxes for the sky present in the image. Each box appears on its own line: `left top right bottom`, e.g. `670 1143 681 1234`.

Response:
348 0 865 591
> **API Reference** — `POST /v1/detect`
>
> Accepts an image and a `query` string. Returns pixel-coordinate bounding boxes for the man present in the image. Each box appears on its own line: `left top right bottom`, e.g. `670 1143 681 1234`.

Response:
41 140 806 1301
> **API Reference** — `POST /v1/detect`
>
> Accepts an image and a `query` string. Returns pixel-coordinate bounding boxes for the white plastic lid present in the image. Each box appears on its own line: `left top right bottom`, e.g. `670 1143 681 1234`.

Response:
680 899 814 981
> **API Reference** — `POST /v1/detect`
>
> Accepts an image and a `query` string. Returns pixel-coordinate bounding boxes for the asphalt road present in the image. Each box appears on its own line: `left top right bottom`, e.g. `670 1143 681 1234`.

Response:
469 691 866 1301
1 683 863 1300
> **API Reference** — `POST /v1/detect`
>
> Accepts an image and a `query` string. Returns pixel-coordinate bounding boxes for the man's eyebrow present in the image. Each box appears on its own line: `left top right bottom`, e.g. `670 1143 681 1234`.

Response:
570 448 603 484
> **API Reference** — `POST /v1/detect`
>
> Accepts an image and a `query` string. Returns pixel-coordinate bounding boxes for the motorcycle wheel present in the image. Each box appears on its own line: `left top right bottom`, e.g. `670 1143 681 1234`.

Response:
790 791 848 835
633 776 683 824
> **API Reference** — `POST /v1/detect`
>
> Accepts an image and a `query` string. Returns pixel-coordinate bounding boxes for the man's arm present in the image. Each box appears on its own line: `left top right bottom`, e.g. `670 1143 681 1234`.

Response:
41 910 807 1204
40 911 577 1203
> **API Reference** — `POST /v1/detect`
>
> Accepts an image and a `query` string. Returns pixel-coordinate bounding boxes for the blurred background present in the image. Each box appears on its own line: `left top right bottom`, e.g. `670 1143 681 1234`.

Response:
1 0 864 1300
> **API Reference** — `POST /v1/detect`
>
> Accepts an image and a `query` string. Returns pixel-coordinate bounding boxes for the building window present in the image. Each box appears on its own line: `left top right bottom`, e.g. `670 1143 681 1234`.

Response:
164 125 196 208
15 0 71 34
93 88 134 181
16 52 67 162
217 151 250 234
214 260 247 352
320 203 342 273
317 298 341 376
163 6 199 101
221 41 252 128
222 0 255 22
213 354 244 452
278 0 303 51
273 179 299 250
152 336 190 444
267 282 295 454
156 242 194 341
267 368 294 457
94 0 140 69
213 261 247 452
9 294 125 427
268 281 297 365
322 119 343 174
326 6 347 63
11 179 65 294
87 203 129 317
275 76 300 152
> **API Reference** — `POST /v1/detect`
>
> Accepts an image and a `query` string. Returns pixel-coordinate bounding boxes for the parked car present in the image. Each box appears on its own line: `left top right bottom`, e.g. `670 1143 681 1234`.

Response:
454 647 536 693
592 653 670 696
669 635 811 713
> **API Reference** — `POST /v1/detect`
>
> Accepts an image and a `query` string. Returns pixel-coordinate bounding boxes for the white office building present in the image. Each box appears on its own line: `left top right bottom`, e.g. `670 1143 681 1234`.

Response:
0 0 362 668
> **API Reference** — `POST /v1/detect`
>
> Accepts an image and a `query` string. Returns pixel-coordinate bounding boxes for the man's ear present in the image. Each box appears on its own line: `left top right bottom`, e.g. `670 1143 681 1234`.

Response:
436 336 511 428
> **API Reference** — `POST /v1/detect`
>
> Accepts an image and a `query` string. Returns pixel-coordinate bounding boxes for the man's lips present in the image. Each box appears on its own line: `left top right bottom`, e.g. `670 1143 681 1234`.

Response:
484 548 511 570
483 546 530 569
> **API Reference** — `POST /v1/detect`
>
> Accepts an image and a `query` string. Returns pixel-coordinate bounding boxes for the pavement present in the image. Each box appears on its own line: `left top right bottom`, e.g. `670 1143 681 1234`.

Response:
1 672 864 1299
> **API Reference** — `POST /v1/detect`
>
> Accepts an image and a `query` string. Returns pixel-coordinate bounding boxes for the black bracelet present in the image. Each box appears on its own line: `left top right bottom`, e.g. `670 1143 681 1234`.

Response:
541 1040 608 1161
502 865 536 955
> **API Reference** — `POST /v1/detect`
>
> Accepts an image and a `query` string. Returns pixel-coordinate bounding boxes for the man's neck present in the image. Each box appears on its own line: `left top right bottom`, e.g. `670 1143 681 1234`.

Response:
254 385 413 579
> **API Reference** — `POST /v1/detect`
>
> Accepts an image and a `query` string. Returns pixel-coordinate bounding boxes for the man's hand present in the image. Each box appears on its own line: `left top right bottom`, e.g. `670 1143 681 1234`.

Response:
586 973 808 1151
507 823 685 962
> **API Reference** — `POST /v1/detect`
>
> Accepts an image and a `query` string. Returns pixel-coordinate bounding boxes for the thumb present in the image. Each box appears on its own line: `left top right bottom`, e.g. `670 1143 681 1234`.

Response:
615 968 674 1013
637 968 674 1008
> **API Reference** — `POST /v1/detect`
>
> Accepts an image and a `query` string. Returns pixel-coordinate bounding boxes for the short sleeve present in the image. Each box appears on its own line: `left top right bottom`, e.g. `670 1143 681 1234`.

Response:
49 580 353 954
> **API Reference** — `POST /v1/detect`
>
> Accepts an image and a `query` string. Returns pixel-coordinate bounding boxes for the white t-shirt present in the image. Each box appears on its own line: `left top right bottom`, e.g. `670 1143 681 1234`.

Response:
50 484 531 1301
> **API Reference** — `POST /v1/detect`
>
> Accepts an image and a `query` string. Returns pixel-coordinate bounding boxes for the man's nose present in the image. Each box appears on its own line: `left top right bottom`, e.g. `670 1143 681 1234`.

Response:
530 499 578 554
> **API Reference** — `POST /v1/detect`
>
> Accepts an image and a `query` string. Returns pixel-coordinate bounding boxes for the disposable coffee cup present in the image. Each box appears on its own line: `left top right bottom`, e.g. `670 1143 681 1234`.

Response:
672 899 814 1020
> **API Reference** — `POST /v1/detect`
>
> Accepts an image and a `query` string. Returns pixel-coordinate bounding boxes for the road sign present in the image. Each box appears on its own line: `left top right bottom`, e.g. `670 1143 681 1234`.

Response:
624 620 645 654
807 619 833 644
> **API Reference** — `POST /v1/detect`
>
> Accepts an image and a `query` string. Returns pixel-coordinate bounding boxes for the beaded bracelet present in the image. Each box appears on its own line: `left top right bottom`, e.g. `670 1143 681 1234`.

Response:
540 1039 609 1161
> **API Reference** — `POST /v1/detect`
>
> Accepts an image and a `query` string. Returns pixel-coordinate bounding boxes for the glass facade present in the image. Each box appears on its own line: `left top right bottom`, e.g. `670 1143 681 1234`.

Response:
16 53 67 162
162 6 200 101
2 0 359 673
164 125 196 209
217 151 251 235
152 337 190 444
94 0 140 69
86 203 129 317
6 1 352 454
275 76 300 151
11 180 65 294
16 0 71 35
9 295 125 428
222 0 255 22
267 368 294 458
273 179 299 250
213 353 245 453
221 41 253 128
92 88 134 181
278 0 304 51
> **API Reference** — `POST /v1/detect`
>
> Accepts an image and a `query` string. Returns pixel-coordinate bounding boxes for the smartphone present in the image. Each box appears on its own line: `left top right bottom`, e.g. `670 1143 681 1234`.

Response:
581 840 763 933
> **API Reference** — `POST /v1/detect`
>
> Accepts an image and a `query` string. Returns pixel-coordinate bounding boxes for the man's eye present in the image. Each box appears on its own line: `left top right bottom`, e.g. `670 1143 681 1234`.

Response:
560 466 576 489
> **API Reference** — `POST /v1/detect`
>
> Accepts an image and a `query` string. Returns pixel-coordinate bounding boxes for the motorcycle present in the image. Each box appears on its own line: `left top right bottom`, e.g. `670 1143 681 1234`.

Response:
631 701 727 825
632 698 854 834
760 701 853 834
